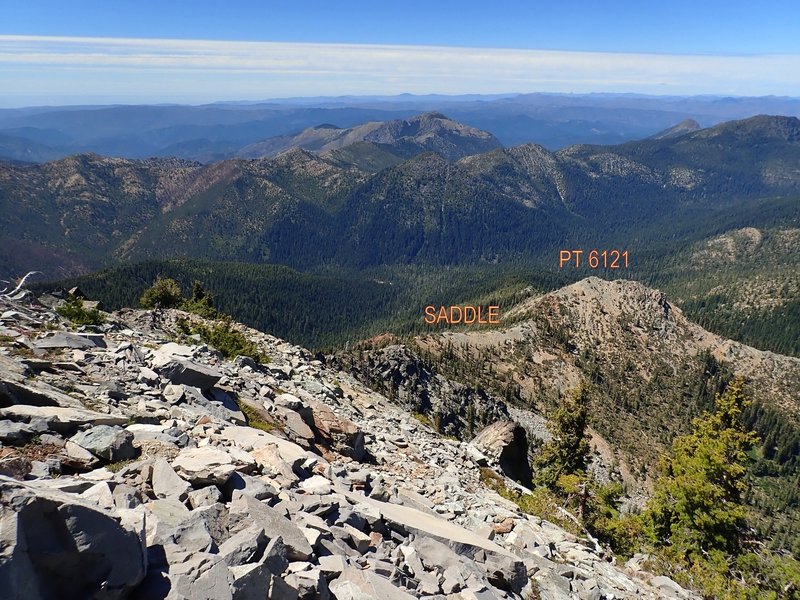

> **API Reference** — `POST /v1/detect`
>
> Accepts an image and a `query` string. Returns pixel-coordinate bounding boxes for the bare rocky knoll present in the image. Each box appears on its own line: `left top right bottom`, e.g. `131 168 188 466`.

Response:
0 290 690 599
399 277 800 475
506 277 800 413
236 112 502 161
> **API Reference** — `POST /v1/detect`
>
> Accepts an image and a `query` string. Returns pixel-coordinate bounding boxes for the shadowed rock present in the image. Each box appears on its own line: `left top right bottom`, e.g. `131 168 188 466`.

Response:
0 477 146 599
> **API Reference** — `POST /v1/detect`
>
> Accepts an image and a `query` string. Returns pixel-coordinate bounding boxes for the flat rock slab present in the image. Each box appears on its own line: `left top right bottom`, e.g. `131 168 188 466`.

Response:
0 405 128 434
0 377 88 410
172 446 239 486
340 487 515 559
221 426 308 465
153 342 195 359
35 332 106 349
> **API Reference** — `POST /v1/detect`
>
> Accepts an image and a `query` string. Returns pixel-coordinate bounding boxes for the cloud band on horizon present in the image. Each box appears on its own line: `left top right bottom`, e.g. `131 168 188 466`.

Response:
1 34 798 105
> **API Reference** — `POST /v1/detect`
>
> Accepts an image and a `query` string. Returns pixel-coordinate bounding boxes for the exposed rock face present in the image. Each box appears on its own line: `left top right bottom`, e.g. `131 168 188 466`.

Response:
0 294 692 600
332 344 511 440
471 421 533 485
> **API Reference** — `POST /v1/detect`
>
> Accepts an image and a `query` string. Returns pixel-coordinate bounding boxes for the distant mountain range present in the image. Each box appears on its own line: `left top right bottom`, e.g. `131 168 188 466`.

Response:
2 93 800 162
2 113 799 280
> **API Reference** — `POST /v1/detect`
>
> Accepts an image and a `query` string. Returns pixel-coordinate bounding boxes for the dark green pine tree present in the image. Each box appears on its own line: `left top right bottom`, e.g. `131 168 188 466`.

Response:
533 385 591 489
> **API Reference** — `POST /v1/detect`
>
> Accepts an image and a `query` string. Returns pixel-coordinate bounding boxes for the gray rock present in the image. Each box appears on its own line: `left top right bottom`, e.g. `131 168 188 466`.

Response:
172 511 216 553
62 440 100 470
230 562 273 600
172 445 238 486
169 551 233 600
27 460 52 479
484 552 528 594
0 477 145 599
80 481 115 510
268 576 299 600
185 386 246 424
0 405 127 435
70 425 136 462
329 566 416 600
222 472 277 501
341 523 371 553
154 357 222 389
250 443 299 487
112 483 143 509
442 565 466 593
230 493 313 561
35 332 105 350
137 366 160 385
188 485 224 508
261 536 290 576
534 569 572 600
318 554 347 577
280 408 315 445
652 575 690 598
144 498 191 549
0 420 34 445
191 502 232 549
219 524 268 566
286 568 330 600
151 457 192 500
414 536 463 573
162 384 186 405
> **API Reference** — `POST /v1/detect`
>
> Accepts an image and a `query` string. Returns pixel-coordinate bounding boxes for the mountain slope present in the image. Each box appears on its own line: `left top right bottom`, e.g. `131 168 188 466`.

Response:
2 114 799 281
650 118 701 139
0 285 691 600
395 277 800 476
237 112 502 161
0 154 202 275
346 276 800 557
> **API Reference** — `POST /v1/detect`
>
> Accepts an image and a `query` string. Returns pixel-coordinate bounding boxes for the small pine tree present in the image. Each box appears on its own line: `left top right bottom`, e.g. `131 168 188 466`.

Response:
645 377 759 555
534 385 591 488
140 277 183 309
56 295 105 326
181 281 217 318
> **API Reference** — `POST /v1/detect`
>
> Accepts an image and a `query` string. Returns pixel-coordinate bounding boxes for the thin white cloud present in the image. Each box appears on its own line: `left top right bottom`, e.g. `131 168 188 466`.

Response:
0 34 798 105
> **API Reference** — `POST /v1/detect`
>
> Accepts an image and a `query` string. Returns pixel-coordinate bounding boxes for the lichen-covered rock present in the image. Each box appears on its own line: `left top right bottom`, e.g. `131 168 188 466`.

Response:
70 425 137 462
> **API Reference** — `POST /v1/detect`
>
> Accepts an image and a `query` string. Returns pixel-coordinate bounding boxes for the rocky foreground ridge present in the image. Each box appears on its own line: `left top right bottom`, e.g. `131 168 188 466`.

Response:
0 292 692 599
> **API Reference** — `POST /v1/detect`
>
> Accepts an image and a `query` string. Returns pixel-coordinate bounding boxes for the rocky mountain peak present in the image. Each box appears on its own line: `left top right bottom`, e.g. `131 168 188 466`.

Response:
237 112 501 162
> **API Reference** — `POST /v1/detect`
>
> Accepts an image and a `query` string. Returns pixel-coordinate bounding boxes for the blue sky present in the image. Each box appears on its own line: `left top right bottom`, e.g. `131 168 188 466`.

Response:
2 1 800 105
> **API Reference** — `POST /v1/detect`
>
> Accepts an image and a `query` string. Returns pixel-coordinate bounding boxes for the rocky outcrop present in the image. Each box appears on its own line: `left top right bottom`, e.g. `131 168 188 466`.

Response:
471 421 533 485
332 344 511 440
0 294 692 599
